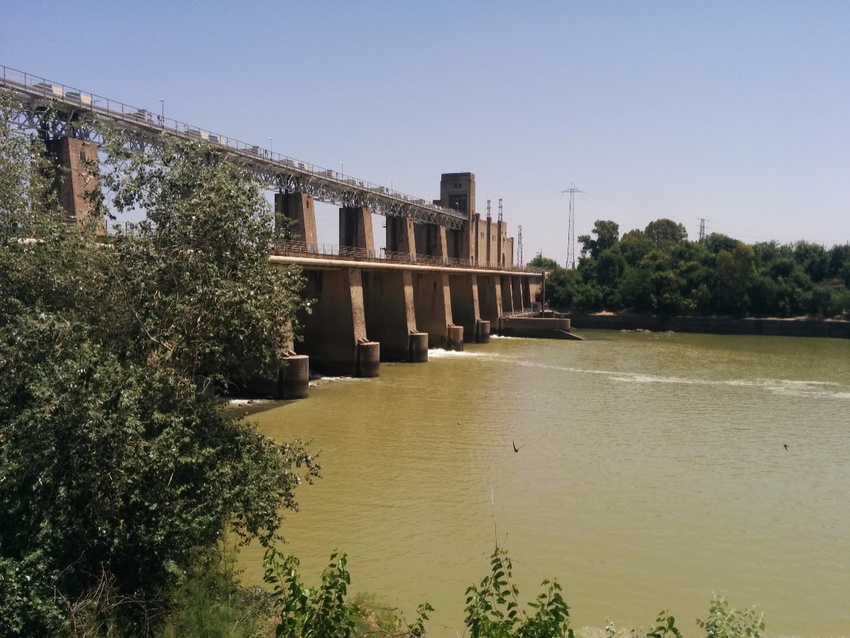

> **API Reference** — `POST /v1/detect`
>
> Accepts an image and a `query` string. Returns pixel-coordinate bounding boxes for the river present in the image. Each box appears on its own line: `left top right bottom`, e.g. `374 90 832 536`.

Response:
239 330 850 637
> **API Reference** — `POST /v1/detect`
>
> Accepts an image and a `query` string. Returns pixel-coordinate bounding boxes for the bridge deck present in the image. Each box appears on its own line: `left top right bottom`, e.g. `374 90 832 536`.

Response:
1 64 467 229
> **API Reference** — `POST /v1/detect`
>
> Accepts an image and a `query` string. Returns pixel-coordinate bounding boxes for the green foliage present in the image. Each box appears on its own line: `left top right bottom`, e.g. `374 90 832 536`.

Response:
463 547 574 638
635 611 682 638
543 212 849 318
527 254 561 270
645 219 688 245
159 548 275 638
262 546 435 638
0 102 316 634
695 595 765 638
578 220 620 260
96 134 305 389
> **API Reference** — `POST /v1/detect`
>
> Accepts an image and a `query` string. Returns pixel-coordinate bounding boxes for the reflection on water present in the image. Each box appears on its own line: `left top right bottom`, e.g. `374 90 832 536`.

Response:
240 331 850 637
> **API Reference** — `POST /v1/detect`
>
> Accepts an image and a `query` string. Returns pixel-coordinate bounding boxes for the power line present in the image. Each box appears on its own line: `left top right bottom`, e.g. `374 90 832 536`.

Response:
561 184 583 268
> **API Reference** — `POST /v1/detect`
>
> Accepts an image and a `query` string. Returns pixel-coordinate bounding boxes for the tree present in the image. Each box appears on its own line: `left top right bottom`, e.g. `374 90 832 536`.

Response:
618 230 655 267
713 242 757 316
578 220 619 260
0 107 317 635
644 218 687 245
527 254 561 271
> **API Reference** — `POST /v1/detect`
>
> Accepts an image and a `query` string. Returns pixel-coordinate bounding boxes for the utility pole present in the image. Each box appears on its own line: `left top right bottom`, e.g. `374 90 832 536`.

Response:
561 184 583 268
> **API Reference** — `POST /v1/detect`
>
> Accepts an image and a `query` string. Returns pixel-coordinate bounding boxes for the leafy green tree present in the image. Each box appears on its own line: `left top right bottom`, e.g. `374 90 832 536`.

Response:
527 254 561 271
578 220 619 260
619 230 656 267
644 218 687 245
0 106 317 635
792 240 829 283
713 242 757 316
704 233 738 255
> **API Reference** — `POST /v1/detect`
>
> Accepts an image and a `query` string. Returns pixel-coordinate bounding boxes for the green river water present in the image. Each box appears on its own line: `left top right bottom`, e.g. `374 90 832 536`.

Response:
239 330 850 637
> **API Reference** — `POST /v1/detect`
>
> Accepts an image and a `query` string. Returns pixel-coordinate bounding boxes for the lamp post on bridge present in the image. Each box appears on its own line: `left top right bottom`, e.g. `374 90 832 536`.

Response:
268 137 273 157
158 98 164 125
339 162 344 179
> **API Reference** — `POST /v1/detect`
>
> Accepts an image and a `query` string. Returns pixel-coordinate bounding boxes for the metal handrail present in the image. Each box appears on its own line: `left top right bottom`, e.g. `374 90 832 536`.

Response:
273 241 542 273
0 63 465 222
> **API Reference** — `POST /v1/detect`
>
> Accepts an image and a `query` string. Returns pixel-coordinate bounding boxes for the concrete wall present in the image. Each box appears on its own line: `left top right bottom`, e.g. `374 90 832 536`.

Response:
500 317 572 338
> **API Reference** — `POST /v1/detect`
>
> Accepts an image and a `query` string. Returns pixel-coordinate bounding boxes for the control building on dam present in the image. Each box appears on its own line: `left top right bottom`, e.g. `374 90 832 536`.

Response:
1 65 543 399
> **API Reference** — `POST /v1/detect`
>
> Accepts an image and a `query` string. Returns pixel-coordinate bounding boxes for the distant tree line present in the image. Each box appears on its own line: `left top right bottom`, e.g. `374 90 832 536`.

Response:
531 218 850 318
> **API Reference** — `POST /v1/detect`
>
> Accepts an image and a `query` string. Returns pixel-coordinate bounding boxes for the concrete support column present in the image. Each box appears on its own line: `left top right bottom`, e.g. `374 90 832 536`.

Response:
478 275 502 328
409 332 429 362
521 277 532 308
275 192 318 249
281 355 310 399
413 271 462 349
362 270 427 362
449 273 482 342
511 275 524 311
448 227 472 265
447 325 464 351
414 223 449 263
501 277 515 314
476 319 491 343
386 216 416 261
339 206 375 258
299 267 380 376
49 136 104 236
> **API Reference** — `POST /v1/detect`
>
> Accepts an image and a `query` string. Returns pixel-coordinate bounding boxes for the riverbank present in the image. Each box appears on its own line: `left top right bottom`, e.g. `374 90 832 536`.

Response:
567 312 850 338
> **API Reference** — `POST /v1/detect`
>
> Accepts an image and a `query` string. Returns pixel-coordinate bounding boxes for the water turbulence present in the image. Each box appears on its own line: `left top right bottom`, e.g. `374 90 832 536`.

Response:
241 331 850 637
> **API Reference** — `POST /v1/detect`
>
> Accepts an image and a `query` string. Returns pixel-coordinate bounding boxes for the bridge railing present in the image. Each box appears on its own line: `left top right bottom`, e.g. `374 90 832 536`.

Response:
273 241 542 273
0 64 465 223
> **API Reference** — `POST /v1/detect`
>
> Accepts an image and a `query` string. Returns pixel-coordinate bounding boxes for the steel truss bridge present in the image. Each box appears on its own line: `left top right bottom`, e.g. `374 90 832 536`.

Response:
0 64 467 230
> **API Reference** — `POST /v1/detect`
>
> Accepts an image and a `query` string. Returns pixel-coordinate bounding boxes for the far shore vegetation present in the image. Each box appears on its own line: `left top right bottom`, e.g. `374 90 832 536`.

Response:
2 91 771 636
532 218 850 319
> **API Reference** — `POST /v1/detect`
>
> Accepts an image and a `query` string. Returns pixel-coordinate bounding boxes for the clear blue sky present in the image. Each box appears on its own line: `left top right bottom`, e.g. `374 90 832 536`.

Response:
3 1 848 263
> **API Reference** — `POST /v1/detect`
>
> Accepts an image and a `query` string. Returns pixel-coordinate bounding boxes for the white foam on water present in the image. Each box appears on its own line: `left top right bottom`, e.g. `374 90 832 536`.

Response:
427 348 489 359
511 359 850 399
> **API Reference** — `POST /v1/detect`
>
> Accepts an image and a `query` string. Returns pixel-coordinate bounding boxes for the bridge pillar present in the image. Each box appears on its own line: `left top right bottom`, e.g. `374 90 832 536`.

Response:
414 223 448 263
275 192 318 249
501 276 515 314
511 275 524 311
449 273 485 343
478 274 502 337
447 227 473 265
339 206 375 258
386 216 416 260
362 270 427 362
49 136 104 235
281 354 310 399
298 268 380 376
413 271 462 350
